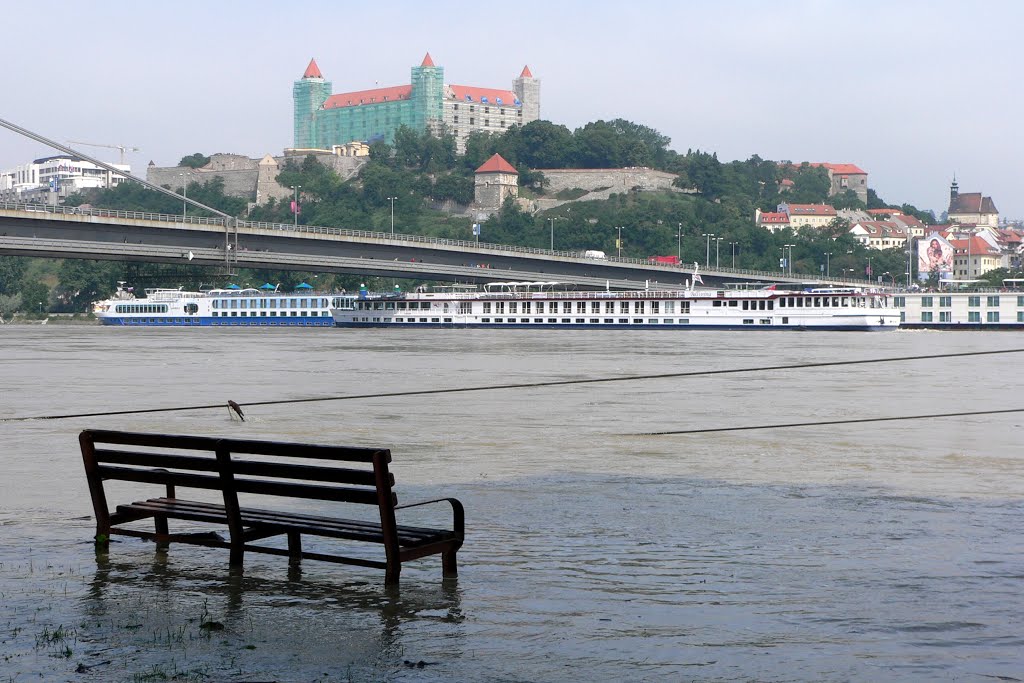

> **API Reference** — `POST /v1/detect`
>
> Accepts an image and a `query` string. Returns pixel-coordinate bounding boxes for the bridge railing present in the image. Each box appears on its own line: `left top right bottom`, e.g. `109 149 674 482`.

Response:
1 200 876 286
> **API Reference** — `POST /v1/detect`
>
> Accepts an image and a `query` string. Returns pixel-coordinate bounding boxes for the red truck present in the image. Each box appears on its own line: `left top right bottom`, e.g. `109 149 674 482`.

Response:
648 255 680 265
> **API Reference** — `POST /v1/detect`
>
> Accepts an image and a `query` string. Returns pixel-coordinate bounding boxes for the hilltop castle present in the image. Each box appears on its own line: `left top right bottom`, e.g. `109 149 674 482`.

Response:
293 53 540 154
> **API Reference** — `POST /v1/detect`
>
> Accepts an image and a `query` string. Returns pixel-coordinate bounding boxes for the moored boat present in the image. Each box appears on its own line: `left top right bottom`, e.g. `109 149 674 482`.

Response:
331 281 901 331
91 282 352 326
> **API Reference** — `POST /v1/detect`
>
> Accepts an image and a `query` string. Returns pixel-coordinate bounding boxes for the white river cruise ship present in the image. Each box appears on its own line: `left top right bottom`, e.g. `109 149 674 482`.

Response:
331 282 901 331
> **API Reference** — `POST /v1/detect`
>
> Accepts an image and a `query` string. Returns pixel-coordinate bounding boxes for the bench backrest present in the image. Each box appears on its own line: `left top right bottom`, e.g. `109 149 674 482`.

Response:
80 429 398 519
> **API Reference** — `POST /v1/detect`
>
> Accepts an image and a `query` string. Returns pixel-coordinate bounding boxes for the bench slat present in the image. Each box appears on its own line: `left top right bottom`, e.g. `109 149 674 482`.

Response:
94 449 392 487
83 430 388 463
118 498 452 545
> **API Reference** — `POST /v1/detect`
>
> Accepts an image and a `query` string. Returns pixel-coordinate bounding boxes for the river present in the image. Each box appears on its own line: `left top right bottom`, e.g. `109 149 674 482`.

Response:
0 326 1021 681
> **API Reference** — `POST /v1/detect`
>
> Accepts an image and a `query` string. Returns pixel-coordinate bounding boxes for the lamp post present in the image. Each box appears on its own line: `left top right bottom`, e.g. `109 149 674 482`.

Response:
715 237 723 269
702 233 714 268
387 196 397 235
291 185 301 228
675 223 682 261
730 241 738 269
824 251 832 277
616 226 624 257
179 173 187 218
548 217 559 251
866 256 873 281
784 244 795 276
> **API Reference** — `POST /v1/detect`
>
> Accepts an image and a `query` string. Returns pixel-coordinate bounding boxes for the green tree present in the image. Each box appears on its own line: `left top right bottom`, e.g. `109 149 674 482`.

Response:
0 256 28 294
179 153 210 169
18 280 50 316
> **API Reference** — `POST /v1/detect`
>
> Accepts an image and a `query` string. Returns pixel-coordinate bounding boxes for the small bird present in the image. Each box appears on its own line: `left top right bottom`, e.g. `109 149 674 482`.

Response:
227 400 245 422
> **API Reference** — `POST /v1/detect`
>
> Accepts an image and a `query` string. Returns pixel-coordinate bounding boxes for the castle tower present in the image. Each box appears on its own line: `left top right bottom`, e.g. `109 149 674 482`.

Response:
513 65 541 124
293 58 332 149
950 176 959 204
475 153 519 210
410 52 444 135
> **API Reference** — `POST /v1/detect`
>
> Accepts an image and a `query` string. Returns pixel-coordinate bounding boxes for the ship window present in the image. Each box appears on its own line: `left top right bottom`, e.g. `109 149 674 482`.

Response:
523 302 531 314
575 318 585 323
509 302 517 313
618 319 628 324
562 318 571 324
536 302 545 313
577 302 586 313
606 301 615 313
604 318 613 324
483 302 491 313
651 302 659 314
548 318 557 323
589 318 599 323
743 319 754 324
620 302 629 313
563 302 572 313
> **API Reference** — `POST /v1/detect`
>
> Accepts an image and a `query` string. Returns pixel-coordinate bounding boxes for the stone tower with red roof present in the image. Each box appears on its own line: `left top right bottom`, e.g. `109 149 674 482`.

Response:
474 153 519 210
293 53 540 153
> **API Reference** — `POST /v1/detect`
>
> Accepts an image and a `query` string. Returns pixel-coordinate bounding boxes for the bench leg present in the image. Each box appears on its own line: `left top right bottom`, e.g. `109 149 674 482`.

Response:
154 516 169 549
442 550 458 579
385 562 401 586
229 540 244 566
287 531 302 565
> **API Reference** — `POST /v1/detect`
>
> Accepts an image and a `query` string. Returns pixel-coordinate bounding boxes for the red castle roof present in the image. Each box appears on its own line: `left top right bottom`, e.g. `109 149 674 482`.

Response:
448 84 519 106
476 153 518 174
421 52 435 67
323 85 413 109
303 58 323 79
520 65 533 78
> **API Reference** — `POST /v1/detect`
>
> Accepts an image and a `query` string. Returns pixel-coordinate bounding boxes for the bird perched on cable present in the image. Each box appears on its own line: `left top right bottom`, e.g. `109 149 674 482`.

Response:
227 400 245 422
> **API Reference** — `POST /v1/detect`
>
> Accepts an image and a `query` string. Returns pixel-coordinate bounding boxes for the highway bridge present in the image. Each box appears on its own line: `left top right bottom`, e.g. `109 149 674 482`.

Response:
0 201 871 291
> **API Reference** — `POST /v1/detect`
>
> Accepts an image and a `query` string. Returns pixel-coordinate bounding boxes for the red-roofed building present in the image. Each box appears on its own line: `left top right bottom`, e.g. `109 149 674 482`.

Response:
947 179 999 229
754 209 791 232
293 53 540 154
474 153 519 209
948 233 1003 279
782 162 869 203
777 202 837 229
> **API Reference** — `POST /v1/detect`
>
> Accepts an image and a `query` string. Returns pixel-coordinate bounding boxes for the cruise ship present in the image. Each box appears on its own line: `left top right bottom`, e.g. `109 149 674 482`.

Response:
91 283 352 326
331 281 901 331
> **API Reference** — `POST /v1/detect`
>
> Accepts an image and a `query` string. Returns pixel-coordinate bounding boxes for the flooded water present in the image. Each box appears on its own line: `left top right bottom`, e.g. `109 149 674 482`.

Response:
1 326 1022 681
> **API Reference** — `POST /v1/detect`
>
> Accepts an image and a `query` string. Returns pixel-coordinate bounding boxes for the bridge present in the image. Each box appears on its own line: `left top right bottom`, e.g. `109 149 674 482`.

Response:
0 115 872 292
0 202 872 291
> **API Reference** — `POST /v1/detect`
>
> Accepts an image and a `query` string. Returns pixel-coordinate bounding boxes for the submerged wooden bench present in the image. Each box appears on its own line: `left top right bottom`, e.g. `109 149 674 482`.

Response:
79 429 464 585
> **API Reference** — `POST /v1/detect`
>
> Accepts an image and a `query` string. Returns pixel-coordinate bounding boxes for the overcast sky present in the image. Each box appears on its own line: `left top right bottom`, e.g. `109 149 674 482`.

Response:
3 0 1021 219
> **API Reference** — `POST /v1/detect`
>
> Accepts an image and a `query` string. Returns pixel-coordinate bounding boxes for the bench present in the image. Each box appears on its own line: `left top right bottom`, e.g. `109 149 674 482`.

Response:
79 429 464 585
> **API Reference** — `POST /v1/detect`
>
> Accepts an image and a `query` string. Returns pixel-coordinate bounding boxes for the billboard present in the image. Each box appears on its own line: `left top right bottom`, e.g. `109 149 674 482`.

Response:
918 233 954 281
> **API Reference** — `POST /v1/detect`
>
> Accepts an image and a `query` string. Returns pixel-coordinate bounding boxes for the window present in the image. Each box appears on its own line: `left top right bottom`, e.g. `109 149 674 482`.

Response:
576 302 586 314
651 301 660 314
939 296 951 307
987 312 1000 323
509 302 518 314
921 312 933 322
563 302 572 314
921 296 933 307
536 302 545 314
1018 296 1024 307
968 296 981 307
987 296 1000 307
940 311 952 322
968 311 981 323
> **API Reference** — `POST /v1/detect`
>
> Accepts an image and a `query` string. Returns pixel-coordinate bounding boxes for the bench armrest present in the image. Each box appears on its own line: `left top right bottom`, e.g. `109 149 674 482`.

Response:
394 497 464 537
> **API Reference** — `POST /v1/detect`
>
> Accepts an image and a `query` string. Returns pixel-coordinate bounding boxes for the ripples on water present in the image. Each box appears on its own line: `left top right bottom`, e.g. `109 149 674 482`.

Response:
0 327 1022 681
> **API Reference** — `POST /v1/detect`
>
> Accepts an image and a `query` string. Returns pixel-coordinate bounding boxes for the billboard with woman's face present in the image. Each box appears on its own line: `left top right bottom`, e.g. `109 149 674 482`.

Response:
918 234 954 280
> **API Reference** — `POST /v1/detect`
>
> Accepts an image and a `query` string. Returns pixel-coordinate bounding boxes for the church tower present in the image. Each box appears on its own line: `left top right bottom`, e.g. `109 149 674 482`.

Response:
949 176 959 205
293 58 332 149
410 53 444 135
513 65 541 124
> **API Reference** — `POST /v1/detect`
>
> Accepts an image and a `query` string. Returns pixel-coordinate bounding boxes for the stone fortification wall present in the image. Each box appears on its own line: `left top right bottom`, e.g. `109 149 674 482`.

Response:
530 167 687 212
146 152 367 205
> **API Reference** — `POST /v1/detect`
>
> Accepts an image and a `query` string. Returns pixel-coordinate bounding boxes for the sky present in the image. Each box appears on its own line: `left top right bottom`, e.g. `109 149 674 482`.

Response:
3 0 1022 219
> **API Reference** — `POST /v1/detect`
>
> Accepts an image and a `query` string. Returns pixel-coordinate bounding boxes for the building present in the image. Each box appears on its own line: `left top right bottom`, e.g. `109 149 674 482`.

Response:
948 233 1002 280
293 54 540 154
474 153 519 210
849 221 909 250
947 179 998 229
754 209 791 232
780 162 868 203
0 155 130 202
777 202 837 229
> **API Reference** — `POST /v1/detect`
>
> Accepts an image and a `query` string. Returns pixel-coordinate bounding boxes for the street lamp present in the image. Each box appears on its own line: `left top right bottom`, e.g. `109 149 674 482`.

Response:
387 196 397 235
548 217 559 251
823 251 832 277
179 173 187 219
714 237 723 269
616 226 625 258
702 233 714 268
675 223 682 261
730 241 738 269
291 185 301 228
783 244 795 276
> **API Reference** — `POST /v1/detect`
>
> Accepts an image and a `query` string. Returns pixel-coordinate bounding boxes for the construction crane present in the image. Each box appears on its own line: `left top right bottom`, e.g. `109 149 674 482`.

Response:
66 141 140 165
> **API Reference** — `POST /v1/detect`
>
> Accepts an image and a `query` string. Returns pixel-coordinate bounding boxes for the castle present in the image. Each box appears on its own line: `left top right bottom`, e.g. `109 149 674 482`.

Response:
293 53 540 154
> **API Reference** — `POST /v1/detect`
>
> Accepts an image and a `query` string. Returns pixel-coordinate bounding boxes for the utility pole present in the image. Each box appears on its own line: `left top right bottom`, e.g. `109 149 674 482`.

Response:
702 233 714 268
292 185 301 228
676 223 683 261
387 196 397 235
616 226 624 257
548 217 558 251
